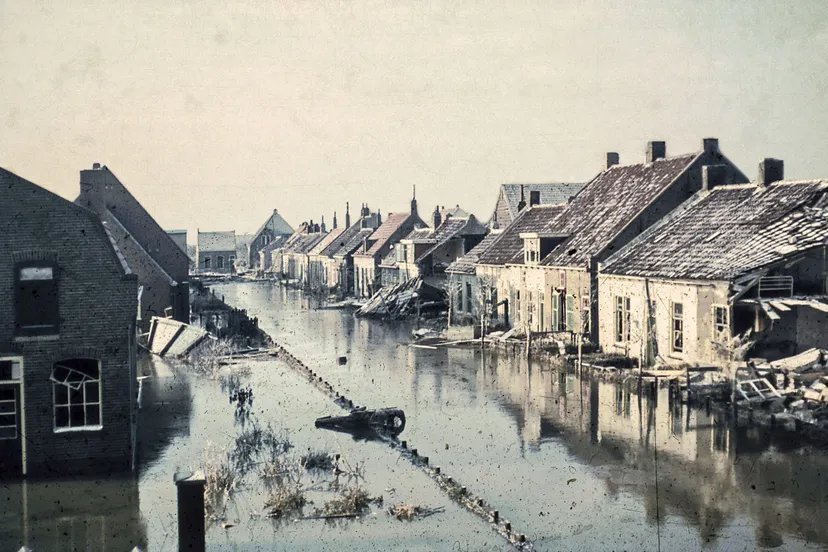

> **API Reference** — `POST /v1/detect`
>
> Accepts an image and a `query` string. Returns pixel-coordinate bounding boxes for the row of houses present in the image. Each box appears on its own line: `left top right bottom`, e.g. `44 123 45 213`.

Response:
1 163 197 477
448 139 828 368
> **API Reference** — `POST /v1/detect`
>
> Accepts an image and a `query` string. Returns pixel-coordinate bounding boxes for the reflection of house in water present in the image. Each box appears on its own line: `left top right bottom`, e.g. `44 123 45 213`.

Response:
481 351 828 548
0 476 147 551
136 354 193 470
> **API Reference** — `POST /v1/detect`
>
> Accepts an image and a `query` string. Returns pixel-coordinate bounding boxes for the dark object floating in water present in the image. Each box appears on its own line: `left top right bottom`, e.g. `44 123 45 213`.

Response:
316 407 406 436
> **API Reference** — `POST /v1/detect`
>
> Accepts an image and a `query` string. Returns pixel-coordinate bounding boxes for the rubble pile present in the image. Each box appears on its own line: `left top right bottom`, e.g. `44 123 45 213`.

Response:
355 277 445 319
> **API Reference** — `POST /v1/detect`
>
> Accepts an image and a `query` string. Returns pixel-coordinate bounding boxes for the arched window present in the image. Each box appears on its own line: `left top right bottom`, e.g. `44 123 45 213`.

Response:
51 359 101 431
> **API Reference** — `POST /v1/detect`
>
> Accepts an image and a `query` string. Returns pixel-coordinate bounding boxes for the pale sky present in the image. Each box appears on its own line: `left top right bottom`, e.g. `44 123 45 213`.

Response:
2 1 827 239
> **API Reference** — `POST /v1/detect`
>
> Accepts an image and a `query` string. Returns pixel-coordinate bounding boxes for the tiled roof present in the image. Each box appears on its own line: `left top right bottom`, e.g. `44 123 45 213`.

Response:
259 235 289 257
447 231 502 274
416 216 488 262
332 225 374 258
477 204 568 265
602 180 828 280
252 209 293 240
379 248 397 268
540 153 701 268
309 227 347 256
360 212 413 256
402 227 434 242
198 231 236 252
103 210 176 286
286 232 326 255
499 183 584 222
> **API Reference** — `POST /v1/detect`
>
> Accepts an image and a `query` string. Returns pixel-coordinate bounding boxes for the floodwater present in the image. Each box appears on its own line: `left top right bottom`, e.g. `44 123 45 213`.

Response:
2 280 827 551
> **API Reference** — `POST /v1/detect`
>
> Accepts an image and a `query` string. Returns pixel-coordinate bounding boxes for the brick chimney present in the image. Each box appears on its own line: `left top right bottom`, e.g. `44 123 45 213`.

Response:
345 202 351 228
758 158 784 187
517 184 526 212
646 141 666 164
78 162 107 214
377 208 382 226
702 138 719 154
529 190 540 207
333 211 337 229
433 205 442 228
605 152 619 170
321 216 326 233
410 185 417 215
702 164 729 192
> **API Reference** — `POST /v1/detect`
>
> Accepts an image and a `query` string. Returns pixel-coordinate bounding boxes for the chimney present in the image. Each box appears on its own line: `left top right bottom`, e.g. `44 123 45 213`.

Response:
758 158 784 187
702 138 719 154
605 152 619 170
321 216 326 233
314 223 320 233
345 202 351 228
646 141 666 163
78 164 108 214
410 185 417 215
517 184 527 212
308 219 314 233
433 205 442 228
377 208 382 226
529 190 540 207
333 211 338 229
702 164 729 192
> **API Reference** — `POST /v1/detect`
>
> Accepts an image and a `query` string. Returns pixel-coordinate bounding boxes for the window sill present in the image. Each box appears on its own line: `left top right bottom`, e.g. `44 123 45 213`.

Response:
54 425 103 434
14 334 60 343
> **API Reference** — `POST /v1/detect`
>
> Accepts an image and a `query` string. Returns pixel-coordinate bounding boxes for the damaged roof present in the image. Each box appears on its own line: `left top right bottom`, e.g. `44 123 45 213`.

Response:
416 215 487 262
540 153 703 268
447 231 503 274
477 204 568 266
601 180 828 280
332 222 375 258
198 230 236 252
309 227 348 257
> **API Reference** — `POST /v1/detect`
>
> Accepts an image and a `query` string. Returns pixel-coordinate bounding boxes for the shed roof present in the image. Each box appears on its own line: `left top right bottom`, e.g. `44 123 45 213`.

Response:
198 231 236 252
602 180 828 280
477 204 568 266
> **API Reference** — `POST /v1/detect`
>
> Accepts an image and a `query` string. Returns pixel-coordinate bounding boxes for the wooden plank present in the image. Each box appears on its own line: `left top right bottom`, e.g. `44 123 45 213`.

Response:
769 301 791 312
760 302 781 321
807 301 828 313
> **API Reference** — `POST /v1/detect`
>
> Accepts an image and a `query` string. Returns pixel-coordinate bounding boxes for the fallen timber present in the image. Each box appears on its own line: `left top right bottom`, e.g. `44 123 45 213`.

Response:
264 341 534 551
315 407 406 436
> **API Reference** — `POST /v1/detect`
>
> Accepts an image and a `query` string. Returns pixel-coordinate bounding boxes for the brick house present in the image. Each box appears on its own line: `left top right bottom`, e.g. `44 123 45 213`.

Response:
247 208 293 268
329 219 379 295
196 231 237 274
475 203 569 330
353 193 424 298
1 167 138 477
75 164 189 329
528 139 748 342
446 231 502 323
599 160 828 366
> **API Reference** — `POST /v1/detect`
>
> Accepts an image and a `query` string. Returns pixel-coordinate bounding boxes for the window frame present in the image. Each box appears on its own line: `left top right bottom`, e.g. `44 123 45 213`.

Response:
713 304 729 337
217 255 225 269
615 296 631 343
52 359 103 433
672 302 685 353
15 260 60 337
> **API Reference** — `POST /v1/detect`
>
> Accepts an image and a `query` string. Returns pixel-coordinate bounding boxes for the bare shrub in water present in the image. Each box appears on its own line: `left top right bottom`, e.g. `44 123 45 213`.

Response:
203 442 240 520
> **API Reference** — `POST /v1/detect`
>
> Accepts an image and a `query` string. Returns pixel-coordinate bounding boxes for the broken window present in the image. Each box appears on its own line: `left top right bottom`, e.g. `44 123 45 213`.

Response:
713 305 728 337
51 359 102 431
615 296 631 342
581 296 590 335
672 302 684 353
15 262 59 336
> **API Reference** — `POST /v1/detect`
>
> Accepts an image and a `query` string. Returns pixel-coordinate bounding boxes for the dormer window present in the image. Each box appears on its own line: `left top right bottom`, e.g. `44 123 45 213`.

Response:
15 262 59 336
521 235 541 265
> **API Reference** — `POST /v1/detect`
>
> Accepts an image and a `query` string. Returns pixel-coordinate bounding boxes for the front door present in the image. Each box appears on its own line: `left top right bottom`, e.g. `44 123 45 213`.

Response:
0 382 22 477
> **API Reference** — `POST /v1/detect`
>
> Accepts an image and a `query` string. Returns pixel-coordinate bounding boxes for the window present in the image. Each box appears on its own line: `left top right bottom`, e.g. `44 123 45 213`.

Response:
217 256 225 269
466 282 472 313
552 293 559 331
581 296 590 334
672 302 684 352
515 291 521 323
15 262 59 336
457 286 464 313
539 292 545 331
51 359 102 431
615 296 631 342
229 256 235 266
566 295 575 332
204 257 211 269
714 305 728 337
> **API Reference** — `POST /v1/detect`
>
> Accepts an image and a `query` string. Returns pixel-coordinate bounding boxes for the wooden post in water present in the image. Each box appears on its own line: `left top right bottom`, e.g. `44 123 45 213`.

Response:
176 472 206 552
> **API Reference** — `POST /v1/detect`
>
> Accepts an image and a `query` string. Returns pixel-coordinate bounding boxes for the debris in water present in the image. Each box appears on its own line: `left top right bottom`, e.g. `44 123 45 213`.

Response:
388 504 445 520
315 407 406 436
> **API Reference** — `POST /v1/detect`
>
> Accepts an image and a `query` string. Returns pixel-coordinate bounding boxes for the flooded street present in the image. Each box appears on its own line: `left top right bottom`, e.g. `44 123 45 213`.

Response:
2 280 828 551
